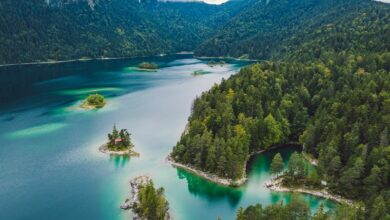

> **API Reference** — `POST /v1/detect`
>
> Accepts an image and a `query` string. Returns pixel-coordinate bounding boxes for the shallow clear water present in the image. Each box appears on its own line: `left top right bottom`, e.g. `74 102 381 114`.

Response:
0 54 335 220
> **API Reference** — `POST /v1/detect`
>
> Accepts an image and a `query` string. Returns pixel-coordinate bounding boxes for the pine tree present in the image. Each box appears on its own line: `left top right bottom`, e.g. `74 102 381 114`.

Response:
313 203 329 220
270 153 284 177
236 207 246 220
369 196 387 220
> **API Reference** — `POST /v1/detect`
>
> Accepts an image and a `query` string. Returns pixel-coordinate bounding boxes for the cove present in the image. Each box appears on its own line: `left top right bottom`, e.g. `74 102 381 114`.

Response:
0 54 335 220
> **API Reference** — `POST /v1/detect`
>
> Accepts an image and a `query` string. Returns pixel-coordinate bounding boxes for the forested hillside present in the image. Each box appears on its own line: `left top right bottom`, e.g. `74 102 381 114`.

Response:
195 0 389 60
0 0 247 64
172 0 390 217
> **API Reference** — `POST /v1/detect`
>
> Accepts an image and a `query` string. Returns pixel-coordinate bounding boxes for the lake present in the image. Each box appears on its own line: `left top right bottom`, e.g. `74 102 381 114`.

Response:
0 54 335 220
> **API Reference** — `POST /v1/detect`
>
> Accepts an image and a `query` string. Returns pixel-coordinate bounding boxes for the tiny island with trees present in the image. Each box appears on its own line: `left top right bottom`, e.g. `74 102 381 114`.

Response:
81 93 106 109
192 70 210 76
207 60 226 67
120 176 171 220
99 124 139 156
138 62 158 70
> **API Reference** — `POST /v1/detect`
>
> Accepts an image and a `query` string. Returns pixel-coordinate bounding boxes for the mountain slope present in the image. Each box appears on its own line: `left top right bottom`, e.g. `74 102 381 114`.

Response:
195 0 390 60
0 0 246 64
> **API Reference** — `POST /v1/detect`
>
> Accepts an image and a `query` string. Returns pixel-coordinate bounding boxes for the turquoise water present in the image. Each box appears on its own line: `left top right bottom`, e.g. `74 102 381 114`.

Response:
0 55 335 220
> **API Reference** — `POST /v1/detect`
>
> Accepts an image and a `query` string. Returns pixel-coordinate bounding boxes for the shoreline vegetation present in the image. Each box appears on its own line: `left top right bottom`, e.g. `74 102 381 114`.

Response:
0 52 191 68
0 54 253 69
265 151 357 206
0 56 130 67
167 155 247 186
80 93 106 110
120 176 171 220
99 125 139 156
265 177 355 205
169 142 355 205
167 143 298 187
195 55 261 62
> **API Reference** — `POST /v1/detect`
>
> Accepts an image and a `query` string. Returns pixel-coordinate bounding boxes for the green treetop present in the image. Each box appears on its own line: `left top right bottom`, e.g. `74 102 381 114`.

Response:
107 124 133 151
270 153 284 177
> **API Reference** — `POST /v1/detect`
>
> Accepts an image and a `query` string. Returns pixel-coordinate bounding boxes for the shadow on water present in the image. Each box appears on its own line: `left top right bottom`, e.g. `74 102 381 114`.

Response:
176 168 243 207
109 155 131 169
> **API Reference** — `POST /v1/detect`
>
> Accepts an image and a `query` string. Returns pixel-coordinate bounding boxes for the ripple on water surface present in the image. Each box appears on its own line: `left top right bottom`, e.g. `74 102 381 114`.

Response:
5 122 68 139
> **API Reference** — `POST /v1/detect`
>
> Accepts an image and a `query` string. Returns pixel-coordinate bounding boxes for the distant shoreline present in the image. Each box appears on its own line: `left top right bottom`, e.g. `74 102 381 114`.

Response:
194 55 261 62
0 53 257 68
0 57 128 67
0 52 199 67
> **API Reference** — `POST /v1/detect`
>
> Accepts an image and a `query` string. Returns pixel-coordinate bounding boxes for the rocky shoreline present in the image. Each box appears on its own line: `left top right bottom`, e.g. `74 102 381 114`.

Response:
265 177 355 205
99 144 139 156
167 156 247 186
120 176 171 220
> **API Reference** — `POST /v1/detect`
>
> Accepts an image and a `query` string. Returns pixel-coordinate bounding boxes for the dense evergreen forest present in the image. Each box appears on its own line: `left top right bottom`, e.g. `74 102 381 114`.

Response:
195 0 390 60
172 0 390 218
2 0 390 218
0 0 248 64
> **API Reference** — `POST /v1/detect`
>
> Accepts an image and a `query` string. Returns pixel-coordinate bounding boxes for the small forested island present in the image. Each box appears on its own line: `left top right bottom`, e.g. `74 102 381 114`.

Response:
138 62 158 70
99 125 139 156
192 70 210 76
81 93 106 109
207 60 225 67
120 176 171 220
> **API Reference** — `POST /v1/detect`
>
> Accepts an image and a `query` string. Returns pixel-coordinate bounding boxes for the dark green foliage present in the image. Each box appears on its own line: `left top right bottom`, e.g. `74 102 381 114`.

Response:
173 0 390 218
107 124 132 150
236 194 312 220
285 152 307 182
196 0 390 61
136 181 169 220
0 0 248 64
270 153 284 176
237 199 369 220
